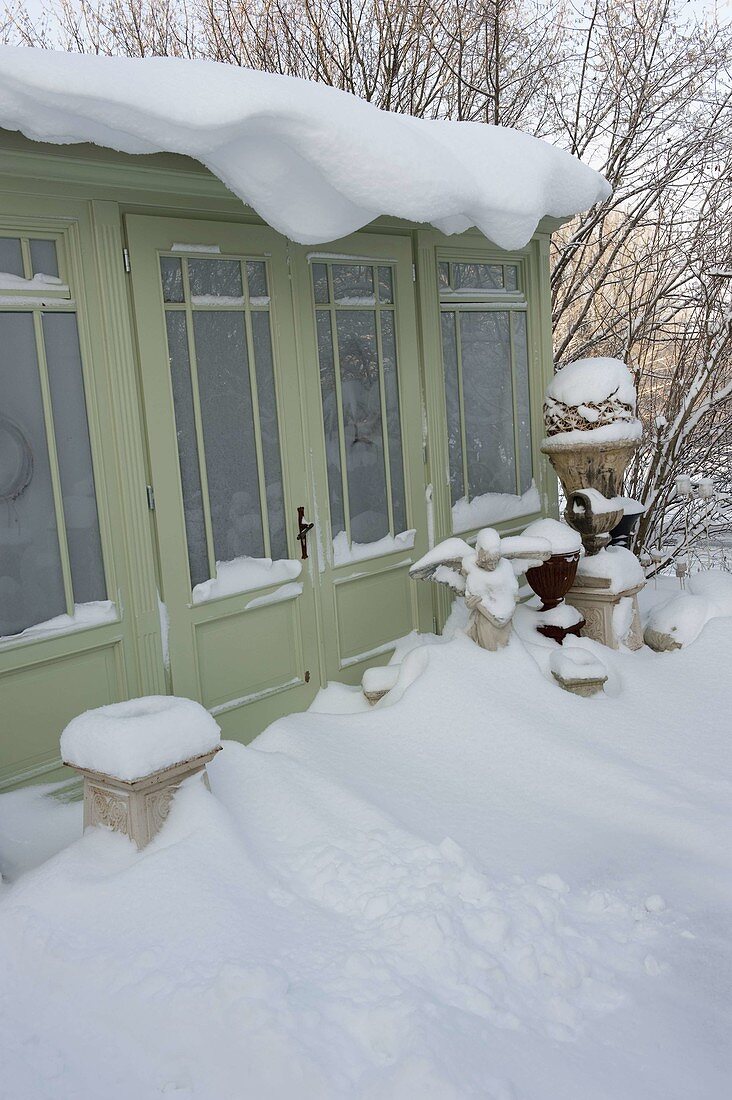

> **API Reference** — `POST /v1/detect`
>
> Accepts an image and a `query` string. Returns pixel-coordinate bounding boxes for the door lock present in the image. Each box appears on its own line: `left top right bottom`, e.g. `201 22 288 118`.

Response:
296 506 314 560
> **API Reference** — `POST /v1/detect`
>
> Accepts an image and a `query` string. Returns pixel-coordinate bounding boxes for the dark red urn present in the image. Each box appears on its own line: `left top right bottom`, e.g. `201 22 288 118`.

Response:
525 551 581 611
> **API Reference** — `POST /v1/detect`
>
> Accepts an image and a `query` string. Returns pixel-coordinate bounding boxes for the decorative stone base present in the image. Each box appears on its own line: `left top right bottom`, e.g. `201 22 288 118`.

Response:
644 627 682 653
363 688 390 706
565 574 644 650
68 747 221 850
551 669 607 697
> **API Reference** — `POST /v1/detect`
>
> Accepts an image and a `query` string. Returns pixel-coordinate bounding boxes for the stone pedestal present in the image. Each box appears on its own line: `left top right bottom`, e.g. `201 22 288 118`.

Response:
565 574 644 650
68 747 221 849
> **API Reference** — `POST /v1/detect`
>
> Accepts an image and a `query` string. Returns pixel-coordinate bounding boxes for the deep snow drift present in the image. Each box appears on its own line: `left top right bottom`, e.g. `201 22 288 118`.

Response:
0 48 609 246
1 579 731 1099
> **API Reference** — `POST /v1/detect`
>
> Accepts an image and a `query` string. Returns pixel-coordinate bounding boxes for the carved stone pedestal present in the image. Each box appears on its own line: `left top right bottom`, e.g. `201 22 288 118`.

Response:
70 748 221 850
565 574 644 650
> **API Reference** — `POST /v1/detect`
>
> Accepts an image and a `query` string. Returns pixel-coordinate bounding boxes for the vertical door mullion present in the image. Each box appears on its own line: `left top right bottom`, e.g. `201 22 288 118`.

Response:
32 310 75 616
374 295 395 536
241 269 272 559
327 266 352 546
454 310 470 506
180 260 217 581
508 311 522 495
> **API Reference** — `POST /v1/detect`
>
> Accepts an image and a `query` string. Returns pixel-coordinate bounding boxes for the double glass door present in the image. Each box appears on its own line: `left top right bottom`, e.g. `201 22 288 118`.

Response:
127 216 430 739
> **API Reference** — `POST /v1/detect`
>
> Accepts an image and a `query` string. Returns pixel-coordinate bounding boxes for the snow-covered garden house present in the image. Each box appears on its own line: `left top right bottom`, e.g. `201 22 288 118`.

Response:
0 48 608 790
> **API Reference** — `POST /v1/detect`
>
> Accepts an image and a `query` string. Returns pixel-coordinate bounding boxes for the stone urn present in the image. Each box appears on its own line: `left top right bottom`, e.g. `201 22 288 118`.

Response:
525 550 581 611
564 488 623 555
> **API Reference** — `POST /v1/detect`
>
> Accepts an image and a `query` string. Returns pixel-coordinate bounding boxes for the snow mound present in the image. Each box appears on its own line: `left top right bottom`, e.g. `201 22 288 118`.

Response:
643 572 732 650
2 626 732 1097
0 47 610 246
550 645 607 683
577 546 645 594
521 516 582 555
60 695 221 780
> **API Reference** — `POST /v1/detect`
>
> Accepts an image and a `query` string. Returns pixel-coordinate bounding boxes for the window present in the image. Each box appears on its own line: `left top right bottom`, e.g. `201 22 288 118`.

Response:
158 253 287 591
0 234 106 639
439 258 533 525
311 260 407 549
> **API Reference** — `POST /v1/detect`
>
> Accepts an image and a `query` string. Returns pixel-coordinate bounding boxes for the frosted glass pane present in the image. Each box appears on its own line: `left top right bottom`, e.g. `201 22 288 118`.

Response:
504 265 518 292
316 309 345 538
0 237 23 278
438 262 450 290
193 311 264 562
512 313 533 493
43 313 105 604
336 311 388 543
440 311 464 504
30 239 59 279
312 264 329 304
188 258 243 301
333 264 374 303
160 257 184 303
460 311 516 496
379 312 406 532
251 311 287 560
246 261 267 299
165 311 209 588
0 313 66 637
378 267 393 304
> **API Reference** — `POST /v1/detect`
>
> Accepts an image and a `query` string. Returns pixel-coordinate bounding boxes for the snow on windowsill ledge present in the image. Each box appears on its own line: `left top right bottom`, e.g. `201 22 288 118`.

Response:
0 600 118 648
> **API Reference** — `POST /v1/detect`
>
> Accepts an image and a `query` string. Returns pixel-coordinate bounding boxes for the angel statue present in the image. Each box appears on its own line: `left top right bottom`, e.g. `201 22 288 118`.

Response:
410 527 551 651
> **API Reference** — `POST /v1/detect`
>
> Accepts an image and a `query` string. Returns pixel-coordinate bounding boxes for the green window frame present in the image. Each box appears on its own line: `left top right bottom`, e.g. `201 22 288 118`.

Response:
0 228 108 640
438 256 534 516
157 250 289 592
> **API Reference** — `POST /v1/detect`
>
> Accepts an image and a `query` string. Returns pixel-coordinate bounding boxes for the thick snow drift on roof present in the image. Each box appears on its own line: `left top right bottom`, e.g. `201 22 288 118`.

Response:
0 48 610 247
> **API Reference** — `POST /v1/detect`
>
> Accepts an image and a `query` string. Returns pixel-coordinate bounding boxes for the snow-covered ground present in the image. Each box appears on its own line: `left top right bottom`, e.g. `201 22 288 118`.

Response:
1 578 730 1099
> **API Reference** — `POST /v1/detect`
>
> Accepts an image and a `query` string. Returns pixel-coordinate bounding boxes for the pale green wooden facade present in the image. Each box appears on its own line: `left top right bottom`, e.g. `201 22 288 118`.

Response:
0 130 559 790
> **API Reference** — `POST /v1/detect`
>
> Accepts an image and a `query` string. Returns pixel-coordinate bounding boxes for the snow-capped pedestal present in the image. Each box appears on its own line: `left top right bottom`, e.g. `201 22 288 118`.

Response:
541 358 642 557
550 647 608 697
60 696 221 849
565 548 645 651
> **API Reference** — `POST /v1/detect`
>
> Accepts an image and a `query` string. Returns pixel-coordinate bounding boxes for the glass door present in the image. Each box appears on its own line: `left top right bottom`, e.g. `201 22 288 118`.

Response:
126 216 320 739
295 233 433 681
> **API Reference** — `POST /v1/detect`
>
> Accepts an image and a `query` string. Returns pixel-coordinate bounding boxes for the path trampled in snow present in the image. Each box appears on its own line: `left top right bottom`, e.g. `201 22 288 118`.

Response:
1 586 730 1098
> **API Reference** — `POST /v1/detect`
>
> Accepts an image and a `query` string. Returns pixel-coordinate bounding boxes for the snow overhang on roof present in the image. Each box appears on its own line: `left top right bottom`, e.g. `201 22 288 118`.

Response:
0 47 611 247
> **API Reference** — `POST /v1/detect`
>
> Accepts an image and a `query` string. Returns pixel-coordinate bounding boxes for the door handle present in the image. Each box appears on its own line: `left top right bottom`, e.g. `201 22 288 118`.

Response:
297 506 315 559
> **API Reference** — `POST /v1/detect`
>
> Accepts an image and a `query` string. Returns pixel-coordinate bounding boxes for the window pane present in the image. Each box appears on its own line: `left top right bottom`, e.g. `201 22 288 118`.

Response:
164 311 209 589
43 313 105 605
251 311 287 560
512 313 533 493
160 257 184 303
336 311 389 543
379 312 406 532
312 263 329 304
452 263 503 291
0 238 24 278
193 311 264 562
438 261 450 290
440 311 464 505
377 266 393 304
30 239 59 279
461 311 516 496
504 265 518 292
332 264 374 304
0 313 66 637
246 261 268 300
188 258 243 304
316 310 345 539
